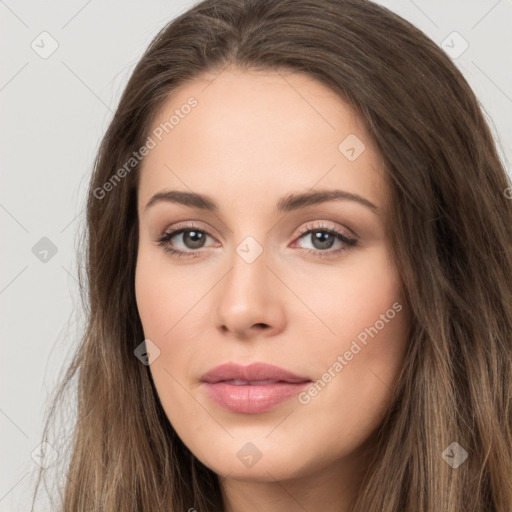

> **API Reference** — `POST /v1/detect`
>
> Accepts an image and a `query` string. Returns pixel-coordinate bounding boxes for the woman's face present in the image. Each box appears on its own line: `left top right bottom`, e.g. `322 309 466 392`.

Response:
135 68 409 486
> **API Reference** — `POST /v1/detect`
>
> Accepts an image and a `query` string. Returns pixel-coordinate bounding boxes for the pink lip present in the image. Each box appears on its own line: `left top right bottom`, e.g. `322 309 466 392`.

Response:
200 362 311 414
201 362 310 383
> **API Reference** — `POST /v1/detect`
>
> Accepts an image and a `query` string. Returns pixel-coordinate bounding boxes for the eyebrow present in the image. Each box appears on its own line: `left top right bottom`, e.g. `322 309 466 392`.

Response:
144 189 379 215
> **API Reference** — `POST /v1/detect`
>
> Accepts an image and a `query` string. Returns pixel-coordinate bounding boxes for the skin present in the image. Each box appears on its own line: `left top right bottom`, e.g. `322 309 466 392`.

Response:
135 67 410 512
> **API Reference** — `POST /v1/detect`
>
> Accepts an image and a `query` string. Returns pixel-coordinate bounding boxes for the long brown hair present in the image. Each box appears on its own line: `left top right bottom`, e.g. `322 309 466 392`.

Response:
32 0 512 510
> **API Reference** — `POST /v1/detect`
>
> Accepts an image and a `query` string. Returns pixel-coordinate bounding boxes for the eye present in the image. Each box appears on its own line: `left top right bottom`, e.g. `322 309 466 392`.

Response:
156 222 218 258
292 222 357 258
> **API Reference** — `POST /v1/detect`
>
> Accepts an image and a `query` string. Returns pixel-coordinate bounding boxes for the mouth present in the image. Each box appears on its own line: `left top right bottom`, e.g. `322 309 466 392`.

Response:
200 362 312 414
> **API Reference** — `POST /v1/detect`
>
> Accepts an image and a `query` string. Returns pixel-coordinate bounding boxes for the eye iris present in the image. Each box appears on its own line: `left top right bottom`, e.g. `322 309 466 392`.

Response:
311 231 335 250
183 230 205 249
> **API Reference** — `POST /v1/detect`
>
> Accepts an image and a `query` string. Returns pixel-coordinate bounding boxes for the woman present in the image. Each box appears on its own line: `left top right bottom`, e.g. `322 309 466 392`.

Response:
32 0 512 510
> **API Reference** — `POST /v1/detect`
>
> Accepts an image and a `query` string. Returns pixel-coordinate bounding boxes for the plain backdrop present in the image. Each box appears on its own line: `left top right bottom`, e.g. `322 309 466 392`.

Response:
1 0 511 510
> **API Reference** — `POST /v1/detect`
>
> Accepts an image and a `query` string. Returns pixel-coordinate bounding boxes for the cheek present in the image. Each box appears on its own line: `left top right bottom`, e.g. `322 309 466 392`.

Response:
295 246 403 346
134 249 205 337
296 247 408 406
134 256 210 451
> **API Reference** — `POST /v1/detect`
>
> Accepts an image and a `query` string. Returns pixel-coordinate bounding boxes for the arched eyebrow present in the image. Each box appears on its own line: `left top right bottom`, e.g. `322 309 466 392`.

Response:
276 189 379 214
144 189 379 215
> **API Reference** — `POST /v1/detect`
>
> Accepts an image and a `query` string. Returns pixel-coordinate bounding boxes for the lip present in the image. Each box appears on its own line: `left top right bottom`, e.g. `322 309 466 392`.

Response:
200 362 312 414
201 362 310 384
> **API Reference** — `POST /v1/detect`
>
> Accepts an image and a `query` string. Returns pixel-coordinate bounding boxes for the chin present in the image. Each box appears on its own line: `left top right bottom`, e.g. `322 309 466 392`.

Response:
190 437 318 482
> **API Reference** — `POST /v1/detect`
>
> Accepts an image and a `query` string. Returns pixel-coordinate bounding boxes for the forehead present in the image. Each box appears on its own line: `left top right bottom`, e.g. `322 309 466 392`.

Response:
138 67 386 214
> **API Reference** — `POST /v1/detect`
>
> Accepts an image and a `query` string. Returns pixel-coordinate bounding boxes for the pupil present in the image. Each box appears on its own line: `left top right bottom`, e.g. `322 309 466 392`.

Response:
184 230 205 248
312 231 334 250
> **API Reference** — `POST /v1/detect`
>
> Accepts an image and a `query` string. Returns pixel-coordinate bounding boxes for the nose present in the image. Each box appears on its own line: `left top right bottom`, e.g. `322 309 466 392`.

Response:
212 245 286 339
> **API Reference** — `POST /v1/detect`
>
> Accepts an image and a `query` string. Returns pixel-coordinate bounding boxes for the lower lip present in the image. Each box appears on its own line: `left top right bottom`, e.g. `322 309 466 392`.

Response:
202 381 311 414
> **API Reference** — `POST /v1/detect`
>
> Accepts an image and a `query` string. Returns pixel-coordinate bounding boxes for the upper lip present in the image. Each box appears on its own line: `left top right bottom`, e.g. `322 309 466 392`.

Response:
201 362 311 384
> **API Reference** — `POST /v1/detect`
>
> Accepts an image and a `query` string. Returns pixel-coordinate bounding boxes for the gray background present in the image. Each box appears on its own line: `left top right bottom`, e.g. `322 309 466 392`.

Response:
1 0 511 510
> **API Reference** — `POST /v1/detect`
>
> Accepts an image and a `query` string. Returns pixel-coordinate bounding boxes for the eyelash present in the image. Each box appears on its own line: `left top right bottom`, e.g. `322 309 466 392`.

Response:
156 221 357 259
